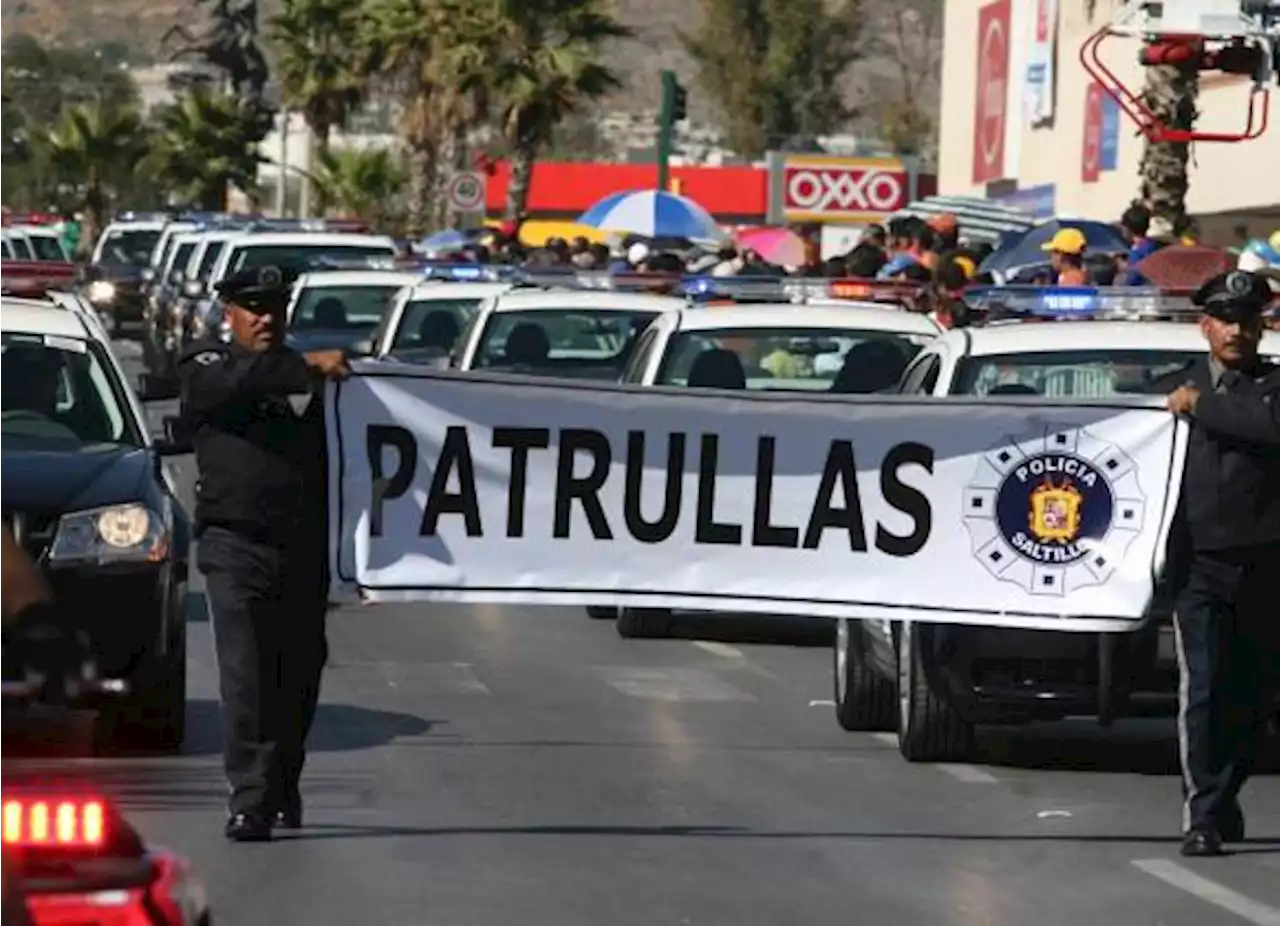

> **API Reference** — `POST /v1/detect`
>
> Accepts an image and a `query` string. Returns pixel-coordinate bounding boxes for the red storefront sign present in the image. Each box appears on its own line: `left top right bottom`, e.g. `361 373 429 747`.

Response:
1082 81 1103 183
973 0 1011 185
775 156 910 223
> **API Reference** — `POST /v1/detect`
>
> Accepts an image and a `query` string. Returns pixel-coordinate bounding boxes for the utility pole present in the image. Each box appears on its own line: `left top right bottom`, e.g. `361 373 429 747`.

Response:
656 70 687 191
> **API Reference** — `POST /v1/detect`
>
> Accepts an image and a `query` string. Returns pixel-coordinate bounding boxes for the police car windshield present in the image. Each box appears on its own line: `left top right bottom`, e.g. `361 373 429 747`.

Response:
0 335 142 447
391 298 483 353
26 234 67 262
953 350 1201 397
657 328 927 392
476 308 660 379
103 229 162 266
290 285 401 331
230 244 395 275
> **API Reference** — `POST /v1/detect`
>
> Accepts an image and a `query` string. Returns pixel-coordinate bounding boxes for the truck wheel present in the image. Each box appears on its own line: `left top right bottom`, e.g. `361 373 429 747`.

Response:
896 621 974 762
616 608 672 639
586 606 617 620
834 618 895 731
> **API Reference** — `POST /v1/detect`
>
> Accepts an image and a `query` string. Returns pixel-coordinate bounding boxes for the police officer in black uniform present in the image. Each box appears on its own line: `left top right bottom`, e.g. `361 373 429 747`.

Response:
1158 269 1280 857
178 266 350 842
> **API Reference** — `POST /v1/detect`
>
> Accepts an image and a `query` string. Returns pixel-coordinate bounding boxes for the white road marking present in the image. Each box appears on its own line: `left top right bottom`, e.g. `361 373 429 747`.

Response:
691 640 745 659
598 667 755 703
1131 859 1280 926
871 732 898 746
936 764 999 784
808 699 836 707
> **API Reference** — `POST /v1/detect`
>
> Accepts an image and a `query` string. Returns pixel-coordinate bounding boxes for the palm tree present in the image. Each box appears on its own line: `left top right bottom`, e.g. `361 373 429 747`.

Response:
44 102 148 254
308 147 407 228
356 0 496 233
490 0 632 218
147 90 269 210
269 0 366 212
1137 61 1199 236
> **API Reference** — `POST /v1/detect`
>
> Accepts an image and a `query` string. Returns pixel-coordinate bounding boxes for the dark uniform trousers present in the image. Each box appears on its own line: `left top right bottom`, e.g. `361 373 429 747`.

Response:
1174 543 1280 833
199 525 328 815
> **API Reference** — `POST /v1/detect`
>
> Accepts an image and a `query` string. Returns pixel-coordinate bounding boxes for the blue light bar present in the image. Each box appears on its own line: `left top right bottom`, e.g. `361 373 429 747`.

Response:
419 263 521 282
963 285 1197 321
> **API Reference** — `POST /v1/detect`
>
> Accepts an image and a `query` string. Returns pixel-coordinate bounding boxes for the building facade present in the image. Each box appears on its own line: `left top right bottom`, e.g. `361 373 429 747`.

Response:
937 0 1280 242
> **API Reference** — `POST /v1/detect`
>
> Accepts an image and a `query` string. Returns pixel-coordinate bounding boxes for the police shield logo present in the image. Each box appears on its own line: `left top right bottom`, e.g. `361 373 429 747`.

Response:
963 426 1147 597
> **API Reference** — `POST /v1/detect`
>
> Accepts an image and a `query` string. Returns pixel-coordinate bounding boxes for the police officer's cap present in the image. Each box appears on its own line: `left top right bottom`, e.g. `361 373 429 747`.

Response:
214 265 297 311
1192 270 1271 322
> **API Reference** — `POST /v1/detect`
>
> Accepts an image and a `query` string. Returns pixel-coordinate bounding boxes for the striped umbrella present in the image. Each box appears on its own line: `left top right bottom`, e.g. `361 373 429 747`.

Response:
577 189 727 242
889 195 1035 245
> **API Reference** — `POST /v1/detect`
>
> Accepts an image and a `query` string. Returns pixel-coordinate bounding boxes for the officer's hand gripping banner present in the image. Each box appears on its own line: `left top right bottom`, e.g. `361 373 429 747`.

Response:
327 366 1188 632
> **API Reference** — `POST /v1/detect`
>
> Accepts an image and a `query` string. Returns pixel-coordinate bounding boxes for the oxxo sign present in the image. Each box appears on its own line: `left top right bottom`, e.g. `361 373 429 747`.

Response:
771 156 912 223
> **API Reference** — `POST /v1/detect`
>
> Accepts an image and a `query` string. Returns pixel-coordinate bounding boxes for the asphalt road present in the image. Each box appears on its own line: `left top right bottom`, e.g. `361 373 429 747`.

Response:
15 338 1280 926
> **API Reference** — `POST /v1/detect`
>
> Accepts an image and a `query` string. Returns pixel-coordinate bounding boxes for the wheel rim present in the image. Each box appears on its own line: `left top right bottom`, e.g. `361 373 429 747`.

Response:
835 618 849 704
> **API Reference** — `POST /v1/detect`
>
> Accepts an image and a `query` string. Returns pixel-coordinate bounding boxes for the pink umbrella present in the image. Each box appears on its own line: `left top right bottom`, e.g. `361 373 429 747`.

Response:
736 226 808 267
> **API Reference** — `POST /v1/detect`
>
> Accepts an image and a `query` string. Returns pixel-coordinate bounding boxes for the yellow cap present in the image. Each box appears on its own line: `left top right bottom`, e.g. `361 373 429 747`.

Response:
1040 227 1088 255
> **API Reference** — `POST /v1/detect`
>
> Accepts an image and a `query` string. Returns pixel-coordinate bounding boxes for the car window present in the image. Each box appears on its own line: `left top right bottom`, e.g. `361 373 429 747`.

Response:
474 308 660 380
952 350 1201 397
899 353 941 394
655 327 928 393
450 310 484 368
1 334 140 447
9 236 34 261
27 235 67 262
390 298 484 352
620 326 660 383
98 228 161 266
167 242 196 279
195 241 226 281
290 285 401 331
230 244 395 275
1 239 12 259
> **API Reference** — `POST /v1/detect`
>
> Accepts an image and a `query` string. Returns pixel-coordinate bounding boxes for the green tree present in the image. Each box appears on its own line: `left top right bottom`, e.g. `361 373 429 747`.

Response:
147 90 269 210
490 0 632 218
308 148 408 228
43 102 149 253
269 0 366 211
1137 63 1200 237
682 0 865 158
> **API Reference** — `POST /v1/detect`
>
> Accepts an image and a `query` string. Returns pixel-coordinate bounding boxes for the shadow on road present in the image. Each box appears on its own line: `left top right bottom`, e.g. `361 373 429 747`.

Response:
665 613 834 647
179 699 439 758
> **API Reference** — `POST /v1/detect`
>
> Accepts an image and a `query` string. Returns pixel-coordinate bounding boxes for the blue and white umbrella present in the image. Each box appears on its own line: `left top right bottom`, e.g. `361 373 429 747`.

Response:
577 189 727 242
414 229 477 255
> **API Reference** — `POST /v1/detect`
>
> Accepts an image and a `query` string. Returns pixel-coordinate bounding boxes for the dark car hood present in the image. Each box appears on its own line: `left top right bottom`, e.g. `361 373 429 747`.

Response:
286 329 374 352
1 443 151 515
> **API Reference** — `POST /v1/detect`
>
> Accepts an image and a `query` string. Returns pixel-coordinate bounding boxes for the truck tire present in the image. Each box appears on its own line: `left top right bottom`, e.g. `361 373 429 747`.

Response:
616 607 672 639
586 606 617 620
833 618 895 731
896 621 975 762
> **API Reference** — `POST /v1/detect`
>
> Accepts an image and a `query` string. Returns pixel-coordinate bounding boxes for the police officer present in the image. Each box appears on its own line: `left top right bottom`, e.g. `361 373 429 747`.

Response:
1158 269 1280 857
178 265 349 842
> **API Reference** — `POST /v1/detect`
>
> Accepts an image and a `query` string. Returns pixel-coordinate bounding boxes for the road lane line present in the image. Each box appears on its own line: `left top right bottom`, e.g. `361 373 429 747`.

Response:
692 640 745 659
808 699 836 707
1131 859 1280 925
936 764 999 784
598 667 755 702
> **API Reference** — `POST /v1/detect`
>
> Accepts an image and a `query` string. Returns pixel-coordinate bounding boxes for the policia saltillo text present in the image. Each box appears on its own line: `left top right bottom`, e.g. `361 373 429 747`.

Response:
367 425 934 556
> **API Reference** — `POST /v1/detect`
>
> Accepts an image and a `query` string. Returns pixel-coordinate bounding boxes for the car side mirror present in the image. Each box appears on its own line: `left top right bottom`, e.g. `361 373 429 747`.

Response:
350 338 374 357
183 280 203 298
141 267 156 283
137 373 180 402
153 414 193 456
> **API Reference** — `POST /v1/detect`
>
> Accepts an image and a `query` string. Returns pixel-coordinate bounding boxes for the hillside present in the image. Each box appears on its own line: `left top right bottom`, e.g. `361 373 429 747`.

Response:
1 0 940 142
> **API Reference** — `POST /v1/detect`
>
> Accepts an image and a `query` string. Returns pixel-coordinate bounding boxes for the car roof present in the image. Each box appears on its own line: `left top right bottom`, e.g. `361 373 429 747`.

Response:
295 270 421 288
103 220 166 232
223 232 397 248
947 321 1280 356
406 281 514 300
488 290 686 312
673 303 942 335
1 298 97 340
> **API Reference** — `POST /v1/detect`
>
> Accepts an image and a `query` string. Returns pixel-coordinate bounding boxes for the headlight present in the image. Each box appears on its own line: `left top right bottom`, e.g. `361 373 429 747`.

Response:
86 280 116 304
48 504 169 565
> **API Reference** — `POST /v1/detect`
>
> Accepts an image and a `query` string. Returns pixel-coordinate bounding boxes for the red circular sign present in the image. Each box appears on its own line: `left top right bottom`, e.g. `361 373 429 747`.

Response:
978 15 1008 169
1083 84 1103 178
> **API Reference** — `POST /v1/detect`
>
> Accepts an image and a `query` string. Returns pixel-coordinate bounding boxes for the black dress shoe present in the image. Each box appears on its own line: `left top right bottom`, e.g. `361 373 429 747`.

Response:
274 803 302 829
224 812 273 842
1181 829 1225 857
1219 812 1245 844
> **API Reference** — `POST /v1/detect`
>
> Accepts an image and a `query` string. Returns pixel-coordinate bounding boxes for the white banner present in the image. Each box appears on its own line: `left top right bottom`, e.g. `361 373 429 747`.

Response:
1024 0 1058 125
327 366 1188 632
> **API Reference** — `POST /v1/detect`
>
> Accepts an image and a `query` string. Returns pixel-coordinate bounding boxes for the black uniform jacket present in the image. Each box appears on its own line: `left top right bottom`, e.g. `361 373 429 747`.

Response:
177 340 328 561
1154 355 1280 559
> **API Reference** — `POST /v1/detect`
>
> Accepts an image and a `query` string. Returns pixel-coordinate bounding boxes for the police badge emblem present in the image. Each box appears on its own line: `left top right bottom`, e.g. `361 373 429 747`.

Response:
1225 271 1252 297
962 426 1147 596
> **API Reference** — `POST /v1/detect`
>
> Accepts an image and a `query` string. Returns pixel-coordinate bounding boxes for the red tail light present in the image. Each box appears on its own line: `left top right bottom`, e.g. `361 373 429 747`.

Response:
2 799 106 848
